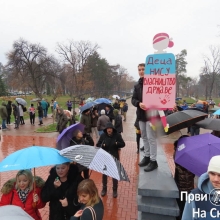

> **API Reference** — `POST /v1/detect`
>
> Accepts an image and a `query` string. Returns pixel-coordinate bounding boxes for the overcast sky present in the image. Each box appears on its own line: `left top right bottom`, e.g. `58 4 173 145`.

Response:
1 0 220 81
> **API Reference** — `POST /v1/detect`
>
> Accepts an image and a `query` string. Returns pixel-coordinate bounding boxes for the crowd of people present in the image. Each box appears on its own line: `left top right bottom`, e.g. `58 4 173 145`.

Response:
1 62 219 220
0 96 129 219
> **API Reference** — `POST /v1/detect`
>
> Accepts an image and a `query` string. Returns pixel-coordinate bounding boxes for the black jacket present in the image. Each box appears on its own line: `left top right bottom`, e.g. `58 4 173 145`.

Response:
114 114 123 133
131 78 147 121
106 107 115 122
41 164 83 220
37 105 43 117
96 122 125 159
6 101 12 115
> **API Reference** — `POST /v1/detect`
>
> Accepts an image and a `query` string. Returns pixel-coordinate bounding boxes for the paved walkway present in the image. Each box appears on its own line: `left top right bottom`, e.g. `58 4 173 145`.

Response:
0 100 176 220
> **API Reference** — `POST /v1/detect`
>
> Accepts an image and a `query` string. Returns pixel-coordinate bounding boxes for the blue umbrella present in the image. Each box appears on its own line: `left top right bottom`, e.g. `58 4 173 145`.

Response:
80 101 97 113
95 98 112 104
0 146 70 172
56 122 85 150
213 109 220 115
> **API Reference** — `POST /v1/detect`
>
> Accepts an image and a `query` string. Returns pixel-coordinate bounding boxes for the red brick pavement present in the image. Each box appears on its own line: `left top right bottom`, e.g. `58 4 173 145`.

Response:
0 100 176 220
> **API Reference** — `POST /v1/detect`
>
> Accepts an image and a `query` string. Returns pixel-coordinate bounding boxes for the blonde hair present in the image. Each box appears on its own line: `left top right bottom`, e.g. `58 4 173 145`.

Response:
15 169 33 191
77 179 99 207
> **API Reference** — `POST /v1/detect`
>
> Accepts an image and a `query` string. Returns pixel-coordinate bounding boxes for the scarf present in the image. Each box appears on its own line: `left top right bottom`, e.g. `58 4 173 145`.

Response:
17 188 30 203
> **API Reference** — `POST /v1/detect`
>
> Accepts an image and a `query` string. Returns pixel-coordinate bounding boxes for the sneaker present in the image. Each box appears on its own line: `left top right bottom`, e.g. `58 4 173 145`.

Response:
2 128 7 131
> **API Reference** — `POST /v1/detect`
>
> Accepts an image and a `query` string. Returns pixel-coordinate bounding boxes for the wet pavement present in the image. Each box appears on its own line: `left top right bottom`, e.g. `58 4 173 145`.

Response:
0 100 178 220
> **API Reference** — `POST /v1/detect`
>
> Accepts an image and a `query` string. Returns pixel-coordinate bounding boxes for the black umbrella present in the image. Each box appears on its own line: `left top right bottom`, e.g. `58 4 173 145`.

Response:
196 118 220 131
166 110 208 135
60 145 129 182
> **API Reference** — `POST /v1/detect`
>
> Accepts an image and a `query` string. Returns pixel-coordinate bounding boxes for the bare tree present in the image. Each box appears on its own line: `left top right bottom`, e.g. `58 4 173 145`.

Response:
6 38 56 98
203 46 220 99
56 40 99 96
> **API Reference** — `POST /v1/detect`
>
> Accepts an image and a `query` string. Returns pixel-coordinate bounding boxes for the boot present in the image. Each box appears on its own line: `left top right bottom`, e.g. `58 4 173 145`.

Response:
138 156 150 167
113 188 118 198
144 160 158 172
101 187 107 197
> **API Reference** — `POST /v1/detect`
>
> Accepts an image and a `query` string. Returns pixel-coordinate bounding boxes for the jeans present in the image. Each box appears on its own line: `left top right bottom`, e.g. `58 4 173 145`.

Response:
43 109 47 118
139 121 157 161
2 119 6 129
39 117 43 123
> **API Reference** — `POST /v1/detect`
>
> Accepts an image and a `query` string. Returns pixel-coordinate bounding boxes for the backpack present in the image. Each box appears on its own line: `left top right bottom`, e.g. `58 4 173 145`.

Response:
123 105 128 112
22 106 27 112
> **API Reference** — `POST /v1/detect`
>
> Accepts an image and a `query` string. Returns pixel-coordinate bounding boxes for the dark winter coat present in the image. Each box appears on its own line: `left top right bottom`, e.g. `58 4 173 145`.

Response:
56 108 68 133
122 103 128 112
96 122 125 159
12 104 20 118
6 101 12 116
80 113 92 134
174 163 195 192
131 78 148 121
0 102 8 120
0 176 45 220
91 110 99 127
113 102 120 110
37 104 43 117
134 117 140 130
105 107 114 122
41 164 83 220
113 109 123 133
70 198 104 220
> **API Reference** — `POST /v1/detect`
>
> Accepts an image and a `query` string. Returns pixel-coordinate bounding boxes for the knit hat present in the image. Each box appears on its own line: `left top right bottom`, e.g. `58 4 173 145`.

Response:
207 156 220 174
101 109 105 115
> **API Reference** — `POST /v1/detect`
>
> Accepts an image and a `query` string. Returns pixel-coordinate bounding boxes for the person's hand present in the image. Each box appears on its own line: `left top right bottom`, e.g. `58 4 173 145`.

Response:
54 178 61 188
139 102 146 110
74 210 83 217
115 142 117 145
59 198 68 207
33 193 39 202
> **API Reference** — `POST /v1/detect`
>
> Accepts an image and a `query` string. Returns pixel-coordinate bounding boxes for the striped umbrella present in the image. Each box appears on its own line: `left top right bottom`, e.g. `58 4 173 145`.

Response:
60 145 129 182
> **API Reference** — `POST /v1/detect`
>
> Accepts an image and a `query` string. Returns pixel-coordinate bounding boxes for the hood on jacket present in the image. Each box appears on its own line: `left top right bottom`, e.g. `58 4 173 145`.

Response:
1 176 45 194
113 109 119 116
197 172 214 194
103 122 117 133
58 107 64 114
1 101 6 106
49 163 79 183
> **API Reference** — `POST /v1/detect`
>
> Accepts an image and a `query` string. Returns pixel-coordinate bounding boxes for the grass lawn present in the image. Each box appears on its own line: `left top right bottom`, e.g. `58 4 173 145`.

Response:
35 123 58 133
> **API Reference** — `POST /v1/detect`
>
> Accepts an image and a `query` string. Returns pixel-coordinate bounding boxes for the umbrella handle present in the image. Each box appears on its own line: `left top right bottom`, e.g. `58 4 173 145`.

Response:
32 168 37 208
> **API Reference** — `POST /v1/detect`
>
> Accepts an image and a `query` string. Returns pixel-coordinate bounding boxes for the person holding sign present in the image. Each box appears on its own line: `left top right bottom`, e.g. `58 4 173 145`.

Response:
131 63 158 172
